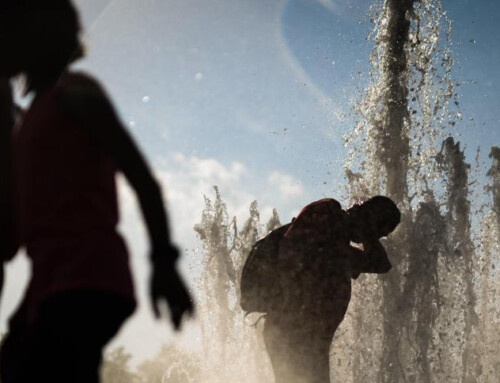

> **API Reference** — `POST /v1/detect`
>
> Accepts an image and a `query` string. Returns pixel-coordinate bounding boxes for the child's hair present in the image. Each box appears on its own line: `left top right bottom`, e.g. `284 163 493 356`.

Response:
0 0 84 92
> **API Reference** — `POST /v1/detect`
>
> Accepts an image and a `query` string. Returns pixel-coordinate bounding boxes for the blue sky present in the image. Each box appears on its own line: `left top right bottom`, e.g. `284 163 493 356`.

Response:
1 0 498 363
74 0 500 198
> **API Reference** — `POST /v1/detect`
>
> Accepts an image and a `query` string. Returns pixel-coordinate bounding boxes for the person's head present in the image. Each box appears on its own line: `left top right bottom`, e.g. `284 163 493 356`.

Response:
346 196 401 243
0 0 84 91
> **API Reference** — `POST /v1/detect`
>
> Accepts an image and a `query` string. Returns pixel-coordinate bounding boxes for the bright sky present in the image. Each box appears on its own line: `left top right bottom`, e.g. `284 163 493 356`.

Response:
1 0 498 364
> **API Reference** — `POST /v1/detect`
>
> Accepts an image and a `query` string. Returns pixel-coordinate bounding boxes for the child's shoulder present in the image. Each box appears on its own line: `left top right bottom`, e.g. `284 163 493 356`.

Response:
55 71 111 117
57 71 107 99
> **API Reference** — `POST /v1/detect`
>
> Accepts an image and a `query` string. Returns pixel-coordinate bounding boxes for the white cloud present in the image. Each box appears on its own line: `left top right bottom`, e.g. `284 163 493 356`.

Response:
154 154 253 244
268 171 305 199
170 153 247 183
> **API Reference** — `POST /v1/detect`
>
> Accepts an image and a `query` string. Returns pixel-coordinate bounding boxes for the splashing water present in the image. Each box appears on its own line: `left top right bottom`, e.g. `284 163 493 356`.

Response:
343 0 499 382
189 187 277 383
181 0 499 382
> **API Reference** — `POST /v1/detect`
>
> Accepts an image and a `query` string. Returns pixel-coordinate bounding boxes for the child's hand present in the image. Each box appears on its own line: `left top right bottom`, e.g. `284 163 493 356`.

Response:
150 252 194 330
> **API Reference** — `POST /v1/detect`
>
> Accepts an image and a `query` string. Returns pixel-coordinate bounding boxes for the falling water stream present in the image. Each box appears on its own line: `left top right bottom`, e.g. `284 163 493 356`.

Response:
344 0 498 382
188 1 500 382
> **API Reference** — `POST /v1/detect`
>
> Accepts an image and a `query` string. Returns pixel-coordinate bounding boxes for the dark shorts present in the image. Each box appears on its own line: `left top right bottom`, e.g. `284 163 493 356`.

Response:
0 290 134 383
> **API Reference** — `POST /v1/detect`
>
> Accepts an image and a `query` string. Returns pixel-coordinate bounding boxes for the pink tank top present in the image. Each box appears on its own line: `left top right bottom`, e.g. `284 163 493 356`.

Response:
13 86 135 311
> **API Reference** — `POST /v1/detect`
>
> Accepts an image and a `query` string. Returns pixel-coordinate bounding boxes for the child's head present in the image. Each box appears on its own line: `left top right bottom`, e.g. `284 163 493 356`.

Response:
347 196 401 243
0 0 84 91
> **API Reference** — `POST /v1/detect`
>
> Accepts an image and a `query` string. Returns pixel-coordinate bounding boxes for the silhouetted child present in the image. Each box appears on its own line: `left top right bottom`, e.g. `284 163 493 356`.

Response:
263 197 400 383
0 2 193 382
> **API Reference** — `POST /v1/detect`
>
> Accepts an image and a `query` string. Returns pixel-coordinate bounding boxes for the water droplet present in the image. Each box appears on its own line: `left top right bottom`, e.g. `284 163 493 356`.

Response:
129 121 136 128
142 96 150 103
332 60 336 66
195 72 204 80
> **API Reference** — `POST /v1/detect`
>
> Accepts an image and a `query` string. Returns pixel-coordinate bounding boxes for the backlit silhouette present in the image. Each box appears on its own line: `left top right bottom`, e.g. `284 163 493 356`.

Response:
0 2 193 383
242 196 400 383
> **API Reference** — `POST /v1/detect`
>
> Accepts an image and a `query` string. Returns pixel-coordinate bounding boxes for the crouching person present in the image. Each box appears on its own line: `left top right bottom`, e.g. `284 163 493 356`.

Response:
241 196 400 383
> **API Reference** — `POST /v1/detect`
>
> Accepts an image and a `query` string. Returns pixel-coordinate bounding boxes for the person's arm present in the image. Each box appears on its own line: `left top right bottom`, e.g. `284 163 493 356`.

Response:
58 72 193 328
350 239 392 279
